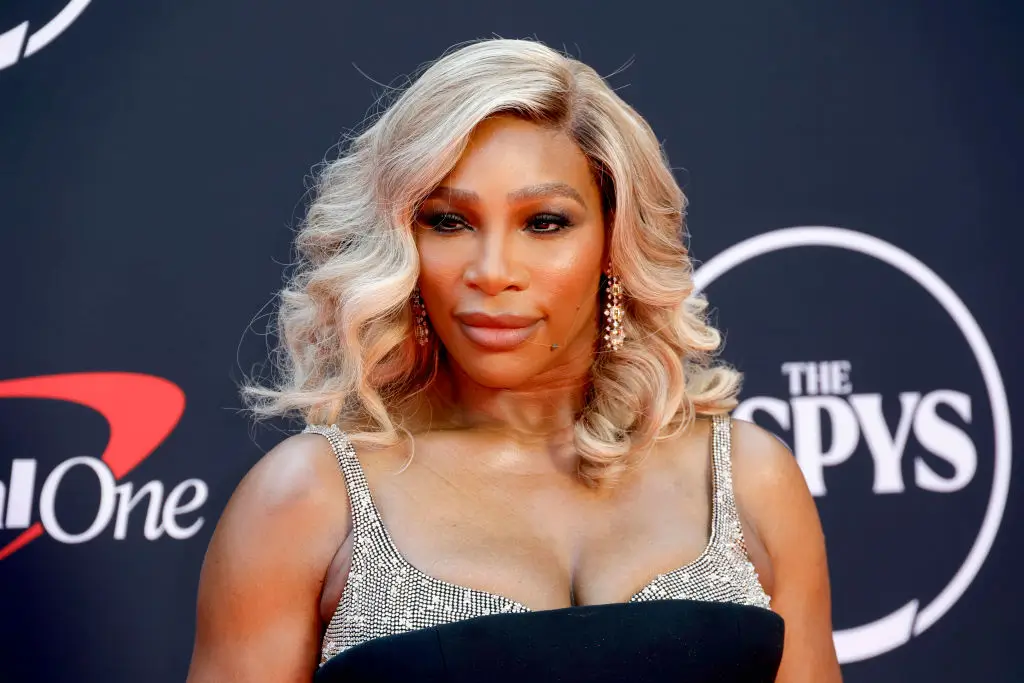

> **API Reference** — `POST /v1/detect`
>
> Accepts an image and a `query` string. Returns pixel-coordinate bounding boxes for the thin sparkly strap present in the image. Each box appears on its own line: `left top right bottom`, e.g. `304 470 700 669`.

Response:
302 424 383 548
709 413 747 553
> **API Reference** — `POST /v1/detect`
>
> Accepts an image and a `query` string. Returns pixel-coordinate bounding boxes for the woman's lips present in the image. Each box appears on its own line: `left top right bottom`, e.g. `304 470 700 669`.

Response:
457 319 542 351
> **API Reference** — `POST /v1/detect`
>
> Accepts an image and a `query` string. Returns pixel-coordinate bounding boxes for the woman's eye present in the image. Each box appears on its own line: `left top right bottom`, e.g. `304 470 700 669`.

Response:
527 214 572 234
419 211 572 234
424 212 467 233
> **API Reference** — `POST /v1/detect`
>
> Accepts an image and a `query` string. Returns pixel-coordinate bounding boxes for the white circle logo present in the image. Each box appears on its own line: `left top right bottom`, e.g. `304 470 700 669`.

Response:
693 226 1012 663
0 0 92 71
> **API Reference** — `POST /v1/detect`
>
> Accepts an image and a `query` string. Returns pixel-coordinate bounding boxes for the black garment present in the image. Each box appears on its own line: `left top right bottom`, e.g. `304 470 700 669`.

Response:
315 599 784 682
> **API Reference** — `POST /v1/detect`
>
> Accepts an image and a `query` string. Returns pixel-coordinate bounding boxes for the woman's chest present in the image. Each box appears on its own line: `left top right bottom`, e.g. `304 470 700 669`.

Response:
347 439 714 610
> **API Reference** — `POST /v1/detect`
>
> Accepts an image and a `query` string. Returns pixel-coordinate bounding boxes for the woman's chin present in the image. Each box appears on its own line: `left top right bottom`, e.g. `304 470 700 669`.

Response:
449 353 546 390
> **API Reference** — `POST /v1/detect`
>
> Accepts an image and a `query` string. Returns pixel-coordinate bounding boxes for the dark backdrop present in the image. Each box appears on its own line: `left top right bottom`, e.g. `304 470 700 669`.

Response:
1 1 1020 682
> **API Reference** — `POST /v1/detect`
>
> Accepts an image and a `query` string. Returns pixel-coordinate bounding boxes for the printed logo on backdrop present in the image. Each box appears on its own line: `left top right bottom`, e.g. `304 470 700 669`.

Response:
0 0 92 71
0 372 207 561
692 226 1012 664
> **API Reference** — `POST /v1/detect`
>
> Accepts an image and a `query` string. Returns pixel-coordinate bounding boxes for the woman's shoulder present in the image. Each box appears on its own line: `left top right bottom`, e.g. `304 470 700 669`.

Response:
727 417 802 490
235 430 350 516
727 416 814 522
224 426 413 534
205 429 358 568
727 416 825 585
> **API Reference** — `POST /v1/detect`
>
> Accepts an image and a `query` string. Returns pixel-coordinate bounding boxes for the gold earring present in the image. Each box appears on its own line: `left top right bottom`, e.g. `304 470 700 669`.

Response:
411 287 429 346
603 266 624 352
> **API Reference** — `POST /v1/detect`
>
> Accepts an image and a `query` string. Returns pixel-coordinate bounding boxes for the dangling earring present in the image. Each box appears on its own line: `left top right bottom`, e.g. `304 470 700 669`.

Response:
603 265 625 352
411 286 430 346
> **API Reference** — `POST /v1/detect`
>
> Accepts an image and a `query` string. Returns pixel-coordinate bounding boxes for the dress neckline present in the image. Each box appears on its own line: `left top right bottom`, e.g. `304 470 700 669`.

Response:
329 415 727 612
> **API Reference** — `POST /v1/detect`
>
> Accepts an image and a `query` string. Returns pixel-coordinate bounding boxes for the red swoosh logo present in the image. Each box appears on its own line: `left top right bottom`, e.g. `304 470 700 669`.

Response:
0 372 185 560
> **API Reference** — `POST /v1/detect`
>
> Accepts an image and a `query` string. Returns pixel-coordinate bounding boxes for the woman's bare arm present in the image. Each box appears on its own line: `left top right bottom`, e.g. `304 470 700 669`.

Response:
186 433 350 683
731 419 844 683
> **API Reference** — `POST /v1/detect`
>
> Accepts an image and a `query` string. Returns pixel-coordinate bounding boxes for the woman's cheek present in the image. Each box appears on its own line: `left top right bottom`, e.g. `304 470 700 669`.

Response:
418 241 469 288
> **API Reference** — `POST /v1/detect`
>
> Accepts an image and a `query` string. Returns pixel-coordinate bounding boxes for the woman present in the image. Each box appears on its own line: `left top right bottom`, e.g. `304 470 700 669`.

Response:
186 38 842 682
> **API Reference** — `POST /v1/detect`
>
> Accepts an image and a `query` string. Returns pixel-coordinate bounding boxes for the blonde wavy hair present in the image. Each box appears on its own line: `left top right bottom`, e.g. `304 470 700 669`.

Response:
243 38 741 486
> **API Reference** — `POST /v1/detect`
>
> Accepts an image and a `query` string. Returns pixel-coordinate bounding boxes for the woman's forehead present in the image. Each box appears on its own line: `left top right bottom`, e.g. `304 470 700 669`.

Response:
436 117 600 205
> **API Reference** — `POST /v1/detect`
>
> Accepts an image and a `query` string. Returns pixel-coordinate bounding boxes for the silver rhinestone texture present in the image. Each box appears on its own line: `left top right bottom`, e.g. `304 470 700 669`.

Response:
304 414 771 666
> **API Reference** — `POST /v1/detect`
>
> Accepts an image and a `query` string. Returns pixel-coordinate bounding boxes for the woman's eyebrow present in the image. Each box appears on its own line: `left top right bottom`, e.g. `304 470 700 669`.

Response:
507 182 585 207
426 182 586 208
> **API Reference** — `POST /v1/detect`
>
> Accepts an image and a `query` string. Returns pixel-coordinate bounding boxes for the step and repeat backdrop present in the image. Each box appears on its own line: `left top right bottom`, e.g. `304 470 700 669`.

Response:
1 1 1020 682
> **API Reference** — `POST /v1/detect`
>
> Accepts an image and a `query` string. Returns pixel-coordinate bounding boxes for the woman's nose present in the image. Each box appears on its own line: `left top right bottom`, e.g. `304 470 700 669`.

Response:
462 231 528 296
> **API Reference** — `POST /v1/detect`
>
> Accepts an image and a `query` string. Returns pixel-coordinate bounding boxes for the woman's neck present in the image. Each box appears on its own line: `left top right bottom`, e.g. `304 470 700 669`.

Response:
429 360 590 449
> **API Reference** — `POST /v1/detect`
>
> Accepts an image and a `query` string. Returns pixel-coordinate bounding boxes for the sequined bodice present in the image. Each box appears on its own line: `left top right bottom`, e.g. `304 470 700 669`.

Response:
304 414 772 666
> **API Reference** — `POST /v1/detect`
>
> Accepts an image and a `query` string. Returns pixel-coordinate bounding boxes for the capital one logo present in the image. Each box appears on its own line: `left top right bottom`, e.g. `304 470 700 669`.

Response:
0 0 93 71
0 372 208 560
693 227 1011 664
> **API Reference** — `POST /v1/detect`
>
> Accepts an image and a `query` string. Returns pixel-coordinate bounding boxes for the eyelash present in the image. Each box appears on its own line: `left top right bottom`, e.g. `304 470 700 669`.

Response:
421 211 574 235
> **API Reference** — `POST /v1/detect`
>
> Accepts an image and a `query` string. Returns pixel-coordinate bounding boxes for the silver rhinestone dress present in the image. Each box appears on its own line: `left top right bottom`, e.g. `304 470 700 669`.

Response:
304 413 772 666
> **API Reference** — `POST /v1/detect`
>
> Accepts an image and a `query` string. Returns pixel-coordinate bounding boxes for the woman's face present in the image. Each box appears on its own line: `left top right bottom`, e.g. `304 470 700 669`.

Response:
414 114 607 390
